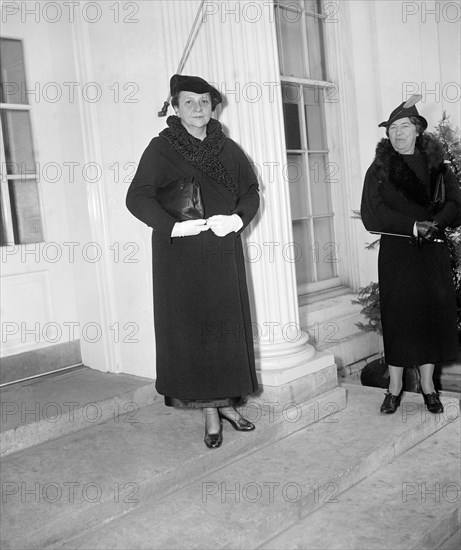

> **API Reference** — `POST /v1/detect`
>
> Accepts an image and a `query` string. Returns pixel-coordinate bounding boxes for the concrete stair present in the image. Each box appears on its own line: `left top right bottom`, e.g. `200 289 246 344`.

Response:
1 370 345 549
262 417 461 550
1 376 459 550
0 366 159 457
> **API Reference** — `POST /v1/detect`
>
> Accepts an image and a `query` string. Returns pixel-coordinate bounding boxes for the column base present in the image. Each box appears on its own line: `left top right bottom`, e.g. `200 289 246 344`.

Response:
254 352 338 407
254 333 316 371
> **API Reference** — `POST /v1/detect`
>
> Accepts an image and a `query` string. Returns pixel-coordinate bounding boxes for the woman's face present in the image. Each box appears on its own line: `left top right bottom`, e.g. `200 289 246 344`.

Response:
174 91 212 137
388 117 418 154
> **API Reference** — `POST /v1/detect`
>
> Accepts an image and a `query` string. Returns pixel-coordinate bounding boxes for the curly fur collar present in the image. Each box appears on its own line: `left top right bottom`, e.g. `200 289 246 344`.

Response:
160 116 238 196
373 133 446 206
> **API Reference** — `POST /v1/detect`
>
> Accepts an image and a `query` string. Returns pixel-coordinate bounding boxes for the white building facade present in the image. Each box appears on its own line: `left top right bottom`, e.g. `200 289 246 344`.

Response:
1 0 460 395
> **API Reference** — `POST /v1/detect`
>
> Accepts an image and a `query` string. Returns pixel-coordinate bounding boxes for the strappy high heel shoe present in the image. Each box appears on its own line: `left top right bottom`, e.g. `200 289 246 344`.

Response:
219 409 255 431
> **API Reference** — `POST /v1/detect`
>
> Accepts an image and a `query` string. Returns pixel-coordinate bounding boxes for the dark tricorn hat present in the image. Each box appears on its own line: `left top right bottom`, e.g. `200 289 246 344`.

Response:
169 74 222 106
378 95 428 130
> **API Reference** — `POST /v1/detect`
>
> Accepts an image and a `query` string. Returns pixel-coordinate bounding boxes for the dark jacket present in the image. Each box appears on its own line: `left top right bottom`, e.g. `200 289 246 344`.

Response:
126 134 260 400
361 134 460 234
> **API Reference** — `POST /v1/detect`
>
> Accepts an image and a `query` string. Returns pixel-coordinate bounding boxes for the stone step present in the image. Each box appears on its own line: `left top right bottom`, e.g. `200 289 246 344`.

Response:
299 291 360 327
299 291 385 374
0 367 160 457
300 296 364 344
44 385 459 550
316 329 383 371
436 356 461 394
438 529 461 550
262 419 461 550
0 386 346 549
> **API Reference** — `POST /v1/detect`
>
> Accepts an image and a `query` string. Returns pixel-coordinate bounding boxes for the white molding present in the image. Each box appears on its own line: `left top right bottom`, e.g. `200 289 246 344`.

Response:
0 103 30 110
70 19 121 374
322 1 361 291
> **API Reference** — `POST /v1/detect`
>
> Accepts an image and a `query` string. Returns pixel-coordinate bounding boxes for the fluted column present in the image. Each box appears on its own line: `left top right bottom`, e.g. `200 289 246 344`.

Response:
160 1 335 390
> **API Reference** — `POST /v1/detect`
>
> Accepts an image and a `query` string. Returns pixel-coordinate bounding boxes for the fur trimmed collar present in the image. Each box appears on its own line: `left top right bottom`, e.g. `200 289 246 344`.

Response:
373 133 446 206
160 116 238 196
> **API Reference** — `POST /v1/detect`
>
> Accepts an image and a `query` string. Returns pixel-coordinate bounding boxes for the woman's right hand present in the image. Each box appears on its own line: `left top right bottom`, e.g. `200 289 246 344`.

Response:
171 219 210 238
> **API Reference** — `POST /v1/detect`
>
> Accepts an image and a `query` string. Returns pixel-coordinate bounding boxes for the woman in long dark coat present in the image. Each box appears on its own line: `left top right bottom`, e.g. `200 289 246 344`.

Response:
126 75 259 448
361 96 460 415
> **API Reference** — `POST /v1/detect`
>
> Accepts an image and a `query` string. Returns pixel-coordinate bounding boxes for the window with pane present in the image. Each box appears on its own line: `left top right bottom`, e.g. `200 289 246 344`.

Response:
276 0 326 80
0 38 43 245
275 0 338 294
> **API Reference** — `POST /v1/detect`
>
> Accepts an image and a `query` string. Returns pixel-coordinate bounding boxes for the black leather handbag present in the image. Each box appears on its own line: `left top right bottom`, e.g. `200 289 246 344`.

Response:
156 176 205 221
432 172 446 212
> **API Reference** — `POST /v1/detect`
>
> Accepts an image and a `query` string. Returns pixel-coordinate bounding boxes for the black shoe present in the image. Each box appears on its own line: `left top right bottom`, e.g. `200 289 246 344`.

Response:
219 411 255 431
204 420 223 449
423 392 444 414
380 390 403 414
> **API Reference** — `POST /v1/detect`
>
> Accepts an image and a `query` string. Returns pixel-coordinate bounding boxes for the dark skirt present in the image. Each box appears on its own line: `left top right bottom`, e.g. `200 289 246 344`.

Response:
378 235 458 366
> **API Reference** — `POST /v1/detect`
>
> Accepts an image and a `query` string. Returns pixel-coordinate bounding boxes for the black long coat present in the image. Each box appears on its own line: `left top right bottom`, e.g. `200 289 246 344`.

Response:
361 134 460 366
126 129 259 401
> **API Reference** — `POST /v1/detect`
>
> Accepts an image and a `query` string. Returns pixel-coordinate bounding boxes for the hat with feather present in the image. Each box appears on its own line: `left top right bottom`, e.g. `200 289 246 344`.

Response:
378 94 428 130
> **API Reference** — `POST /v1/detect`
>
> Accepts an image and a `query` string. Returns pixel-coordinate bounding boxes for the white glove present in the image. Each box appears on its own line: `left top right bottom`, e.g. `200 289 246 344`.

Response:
171 219 210 238
207 214 243 237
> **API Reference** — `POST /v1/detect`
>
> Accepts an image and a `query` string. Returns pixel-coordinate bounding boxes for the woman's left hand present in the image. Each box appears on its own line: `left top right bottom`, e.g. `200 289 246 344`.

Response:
415 220 440 241
207 214 243 237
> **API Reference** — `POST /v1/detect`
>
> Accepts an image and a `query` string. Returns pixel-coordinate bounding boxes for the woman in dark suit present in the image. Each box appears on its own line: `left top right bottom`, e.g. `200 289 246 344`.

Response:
361 96 460 414
126 75 259 448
